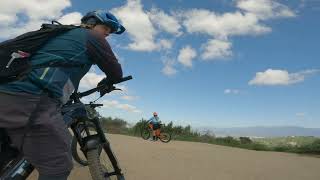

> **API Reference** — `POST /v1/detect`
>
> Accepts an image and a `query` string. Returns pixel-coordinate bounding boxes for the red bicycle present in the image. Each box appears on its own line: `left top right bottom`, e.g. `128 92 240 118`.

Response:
140 123 172 143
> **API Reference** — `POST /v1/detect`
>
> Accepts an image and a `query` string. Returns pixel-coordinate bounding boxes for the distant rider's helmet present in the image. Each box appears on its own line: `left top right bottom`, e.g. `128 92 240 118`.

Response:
81 10 126 34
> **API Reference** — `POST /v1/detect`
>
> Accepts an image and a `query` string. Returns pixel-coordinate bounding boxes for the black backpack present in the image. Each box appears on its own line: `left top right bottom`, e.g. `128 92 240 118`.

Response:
0 21 79 84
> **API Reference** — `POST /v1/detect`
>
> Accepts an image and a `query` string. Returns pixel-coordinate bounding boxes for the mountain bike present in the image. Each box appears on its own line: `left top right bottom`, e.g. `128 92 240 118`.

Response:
0 75 132 180
140 123 172 143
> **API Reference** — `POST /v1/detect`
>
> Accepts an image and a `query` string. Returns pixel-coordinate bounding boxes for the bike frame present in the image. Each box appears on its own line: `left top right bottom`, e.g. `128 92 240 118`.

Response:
148 123 165 135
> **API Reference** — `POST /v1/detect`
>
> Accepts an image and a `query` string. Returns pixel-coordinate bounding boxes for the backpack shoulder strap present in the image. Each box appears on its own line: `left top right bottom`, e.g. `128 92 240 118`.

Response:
40 21 80 31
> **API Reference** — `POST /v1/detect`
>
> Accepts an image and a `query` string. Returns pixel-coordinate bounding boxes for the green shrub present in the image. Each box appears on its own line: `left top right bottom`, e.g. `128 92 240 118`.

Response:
245 143 269 151
295 139 320 154
213 136 240 146
239 137 252 144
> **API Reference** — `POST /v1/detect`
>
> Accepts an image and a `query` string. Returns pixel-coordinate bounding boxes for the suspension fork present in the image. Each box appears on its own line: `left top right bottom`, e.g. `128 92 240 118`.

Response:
71 117 124 176
88 117 124 175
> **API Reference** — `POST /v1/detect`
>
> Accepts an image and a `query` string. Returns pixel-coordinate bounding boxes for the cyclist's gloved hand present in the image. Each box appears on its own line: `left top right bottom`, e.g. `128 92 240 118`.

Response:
98 78 106 86
97 78 114 97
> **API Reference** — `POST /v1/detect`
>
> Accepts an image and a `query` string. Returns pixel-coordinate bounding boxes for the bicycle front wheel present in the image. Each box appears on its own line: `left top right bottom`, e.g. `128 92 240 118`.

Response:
87 144 125 180
159 132 172 143
71 124 97 166
140 127 151 140
87 146 119 180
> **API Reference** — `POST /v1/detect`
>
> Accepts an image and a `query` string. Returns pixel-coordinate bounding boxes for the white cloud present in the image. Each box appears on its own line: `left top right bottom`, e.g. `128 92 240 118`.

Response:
121 95 139 101
111 0 181 52
148 8 182 36
296 112 305 117
0 0 71 20
249 69 319 86
180 1 295 62
236 0 296 20
224 89 240 94
57 12 82 25
162 59 177 76
158 39 173 50
102 100 120 108
102 100 141 113
201 39 232 60
182 9 271 39
0 14 17 26
117 103 142 113
111 0 158 51
79 71 105 89
178 45 197 67
0 0 76 39
0 21 44 39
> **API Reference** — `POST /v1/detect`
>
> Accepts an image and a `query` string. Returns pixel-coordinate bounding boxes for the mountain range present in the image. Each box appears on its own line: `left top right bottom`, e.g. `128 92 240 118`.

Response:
197 126 320 138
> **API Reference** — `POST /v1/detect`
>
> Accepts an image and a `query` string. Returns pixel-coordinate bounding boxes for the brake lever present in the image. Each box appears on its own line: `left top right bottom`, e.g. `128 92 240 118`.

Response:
99 85 116 97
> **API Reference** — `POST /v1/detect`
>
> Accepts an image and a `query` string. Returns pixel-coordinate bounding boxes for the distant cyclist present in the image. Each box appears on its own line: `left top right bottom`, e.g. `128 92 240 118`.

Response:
147 112 161 141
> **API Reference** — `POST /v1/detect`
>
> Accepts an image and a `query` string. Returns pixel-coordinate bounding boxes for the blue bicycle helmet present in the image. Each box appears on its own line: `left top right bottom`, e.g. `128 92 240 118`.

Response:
81 10 125 34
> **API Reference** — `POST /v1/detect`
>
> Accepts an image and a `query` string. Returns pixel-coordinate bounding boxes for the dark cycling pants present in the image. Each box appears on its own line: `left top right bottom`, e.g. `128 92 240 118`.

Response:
0 92 73 176
151 123 160 130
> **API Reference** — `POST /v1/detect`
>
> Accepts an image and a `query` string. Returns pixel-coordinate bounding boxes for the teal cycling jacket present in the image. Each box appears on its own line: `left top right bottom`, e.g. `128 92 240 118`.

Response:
0 28 122 104
148 116 160 124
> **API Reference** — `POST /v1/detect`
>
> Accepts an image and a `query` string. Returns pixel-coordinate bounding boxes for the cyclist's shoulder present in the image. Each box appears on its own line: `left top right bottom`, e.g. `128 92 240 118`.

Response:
85 29 111 45
53 27 91 40
47 27 88 45
63 27 89 38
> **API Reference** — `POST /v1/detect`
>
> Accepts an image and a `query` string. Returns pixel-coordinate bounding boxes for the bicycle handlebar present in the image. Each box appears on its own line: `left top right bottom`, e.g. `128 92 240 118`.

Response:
111 75 133 84
70 75 133 102
86 103 104 108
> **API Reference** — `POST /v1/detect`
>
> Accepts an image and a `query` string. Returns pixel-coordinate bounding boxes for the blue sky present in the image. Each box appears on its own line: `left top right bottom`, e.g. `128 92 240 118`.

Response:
1 0 319 128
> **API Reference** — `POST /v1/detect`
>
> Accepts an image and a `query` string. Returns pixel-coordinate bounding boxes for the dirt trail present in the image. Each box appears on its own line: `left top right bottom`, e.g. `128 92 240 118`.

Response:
28 134 320 180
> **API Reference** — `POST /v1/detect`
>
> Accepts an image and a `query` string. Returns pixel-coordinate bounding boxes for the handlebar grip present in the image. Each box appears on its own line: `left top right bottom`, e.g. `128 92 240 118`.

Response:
113 75 133 84
85 103 104 108
95 104 103 107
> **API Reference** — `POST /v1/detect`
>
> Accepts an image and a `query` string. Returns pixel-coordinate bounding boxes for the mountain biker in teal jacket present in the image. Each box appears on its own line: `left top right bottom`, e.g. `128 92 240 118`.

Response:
0 10 125 180
148 112 161 141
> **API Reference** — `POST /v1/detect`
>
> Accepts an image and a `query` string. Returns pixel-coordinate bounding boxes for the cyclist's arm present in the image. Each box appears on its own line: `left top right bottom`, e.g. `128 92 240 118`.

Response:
147 118 153 123
86 30 123 81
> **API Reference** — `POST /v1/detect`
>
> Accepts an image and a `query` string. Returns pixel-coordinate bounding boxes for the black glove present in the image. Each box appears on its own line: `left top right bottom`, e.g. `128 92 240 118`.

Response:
97 78 108 87
97 78 114 97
